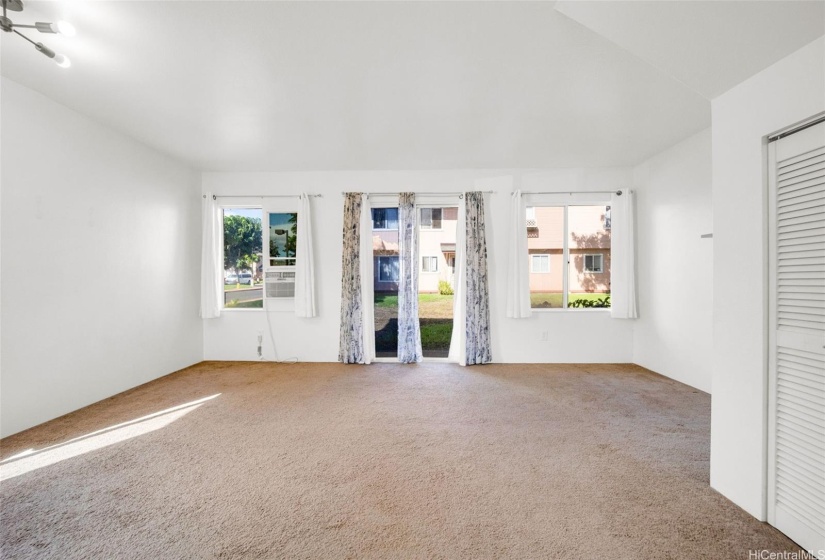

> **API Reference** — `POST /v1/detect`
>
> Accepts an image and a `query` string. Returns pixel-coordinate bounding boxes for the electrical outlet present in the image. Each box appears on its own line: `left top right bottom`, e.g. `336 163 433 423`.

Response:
540 331 549 342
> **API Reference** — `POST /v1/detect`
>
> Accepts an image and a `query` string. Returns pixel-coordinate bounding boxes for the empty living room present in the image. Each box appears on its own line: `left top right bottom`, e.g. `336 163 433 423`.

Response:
1 1 824 558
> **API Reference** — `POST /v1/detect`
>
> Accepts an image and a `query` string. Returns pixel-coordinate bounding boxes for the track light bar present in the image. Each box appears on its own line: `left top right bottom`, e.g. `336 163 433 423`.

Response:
34 40 70 67
1 0 75 68
32 21 76 37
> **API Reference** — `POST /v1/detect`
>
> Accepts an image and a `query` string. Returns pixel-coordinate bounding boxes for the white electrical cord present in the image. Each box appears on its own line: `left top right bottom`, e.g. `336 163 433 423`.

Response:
262 290 298 363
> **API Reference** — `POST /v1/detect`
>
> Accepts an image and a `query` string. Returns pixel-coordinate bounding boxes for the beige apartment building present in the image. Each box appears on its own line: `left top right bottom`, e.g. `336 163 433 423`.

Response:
372 207 458 293
371 204 610 294
527 205 611 295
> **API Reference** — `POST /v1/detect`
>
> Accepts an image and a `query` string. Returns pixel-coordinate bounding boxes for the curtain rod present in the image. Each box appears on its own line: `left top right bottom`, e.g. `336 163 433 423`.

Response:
203 194 323 200
516 189 622 196
340 191 495 198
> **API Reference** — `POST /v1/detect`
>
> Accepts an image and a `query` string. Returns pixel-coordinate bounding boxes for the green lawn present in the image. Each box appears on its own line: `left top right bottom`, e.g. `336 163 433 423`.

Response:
225 283 263 292
530 292 610 308
374 293 453 308
420 321 453 349
374 293 454 356
225 299 263 308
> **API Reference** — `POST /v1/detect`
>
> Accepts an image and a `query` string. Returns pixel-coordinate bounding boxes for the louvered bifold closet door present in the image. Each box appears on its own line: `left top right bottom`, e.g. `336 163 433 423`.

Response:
768 119 825 554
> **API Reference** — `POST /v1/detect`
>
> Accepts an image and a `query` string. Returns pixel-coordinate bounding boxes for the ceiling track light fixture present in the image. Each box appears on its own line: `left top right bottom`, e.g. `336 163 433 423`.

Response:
0 0 74 68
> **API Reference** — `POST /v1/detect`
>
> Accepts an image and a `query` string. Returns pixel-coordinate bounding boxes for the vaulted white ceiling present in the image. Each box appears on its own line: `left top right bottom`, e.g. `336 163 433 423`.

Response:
555 0 825 99
1 2 822 172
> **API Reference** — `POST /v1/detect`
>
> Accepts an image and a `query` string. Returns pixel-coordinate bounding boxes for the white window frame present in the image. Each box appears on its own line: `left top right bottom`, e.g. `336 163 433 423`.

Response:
419 207 443 231
219 203 264 312
377 256 400 282
371 207 399 231
421 256 439 273
583 253 604 273
525 201 611 312
268 211 299 268
530 254 550 273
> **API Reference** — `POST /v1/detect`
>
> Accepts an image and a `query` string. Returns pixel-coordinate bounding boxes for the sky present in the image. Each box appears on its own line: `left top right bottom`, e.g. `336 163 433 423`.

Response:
224 208 261 221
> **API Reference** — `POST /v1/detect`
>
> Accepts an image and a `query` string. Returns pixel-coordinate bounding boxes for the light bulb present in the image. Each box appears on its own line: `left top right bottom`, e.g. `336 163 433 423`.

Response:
54 20 76 37
54 53 71 68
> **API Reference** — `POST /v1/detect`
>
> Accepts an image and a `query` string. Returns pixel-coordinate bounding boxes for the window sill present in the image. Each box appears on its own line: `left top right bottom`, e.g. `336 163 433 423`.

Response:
530 308 611 313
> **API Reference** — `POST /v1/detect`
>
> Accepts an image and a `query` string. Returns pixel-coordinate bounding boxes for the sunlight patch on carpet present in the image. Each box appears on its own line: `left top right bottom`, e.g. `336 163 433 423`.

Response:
0 394 220 481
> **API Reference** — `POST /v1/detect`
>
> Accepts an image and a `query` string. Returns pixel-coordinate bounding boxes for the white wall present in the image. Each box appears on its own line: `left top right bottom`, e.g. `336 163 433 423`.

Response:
632 128 713 393
0 78 203 438
710 36 825 520
203 168 635 363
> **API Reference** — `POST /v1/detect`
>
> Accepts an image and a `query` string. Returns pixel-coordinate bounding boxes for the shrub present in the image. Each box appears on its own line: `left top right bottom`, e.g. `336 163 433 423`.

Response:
438 281 454 295
568 295 611 308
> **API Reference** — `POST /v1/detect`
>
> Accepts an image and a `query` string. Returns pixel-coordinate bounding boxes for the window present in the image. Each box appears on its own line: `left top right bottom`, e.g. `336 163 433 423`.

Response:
584 254 604 273
531 254 550 273
372 208 398 230
526 204 611 309
378 256 399 282
420 208 442 230
269 212 297 267
223 207 263 309
422 256 439 272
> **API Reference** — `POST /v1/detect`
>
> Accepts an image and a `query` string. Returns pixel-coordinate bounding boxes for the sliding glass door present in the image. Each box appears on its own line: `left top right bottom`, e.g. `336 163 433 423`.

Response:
418 205 459 358
370 201 460 360
372 206 400 357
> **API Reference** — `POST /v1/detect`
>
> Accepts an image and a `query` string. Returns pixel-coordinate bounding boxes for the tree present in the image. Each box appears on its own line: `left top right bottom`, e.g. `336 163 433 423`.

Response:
223 215 262 273
269 213 298 262
286 213 297 257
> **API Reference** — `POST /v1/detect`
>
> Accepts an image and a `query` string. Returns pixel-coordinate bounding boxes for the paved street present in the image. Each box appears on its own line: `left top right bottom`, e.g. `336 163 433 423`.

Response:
224 287 262 304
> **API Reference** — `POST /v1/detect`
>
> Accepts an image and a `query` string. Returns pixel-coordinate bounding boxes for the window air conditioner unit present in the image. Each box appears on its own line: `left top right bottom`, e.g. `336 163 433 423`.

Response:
265 270 296 298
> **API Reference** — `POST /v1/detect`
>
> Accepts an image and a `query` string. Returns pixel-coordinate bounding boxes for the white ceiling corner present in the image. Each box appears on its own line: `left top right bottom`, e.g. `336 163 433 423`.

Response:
554 0 825 100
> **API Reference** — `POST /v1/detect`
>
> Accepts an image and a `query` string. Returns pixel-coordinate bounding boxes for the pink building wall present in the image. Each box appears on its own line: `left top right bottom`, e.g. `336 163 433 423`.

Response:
418 206 458 293
372 207 458 293
527 205 611 294
371 205 608 295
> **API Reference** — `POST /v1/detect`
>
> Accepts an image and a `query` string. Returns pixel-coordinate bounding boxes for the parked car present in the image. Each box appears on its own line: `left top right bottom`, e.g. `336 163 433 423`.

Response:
225 273 238 285
239 272 253 285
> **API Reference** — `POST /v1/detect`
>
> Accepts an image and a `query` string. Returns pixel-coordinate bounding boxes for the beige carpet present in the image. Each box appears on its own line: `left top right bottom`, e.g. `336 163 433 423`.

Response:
0 362 802 559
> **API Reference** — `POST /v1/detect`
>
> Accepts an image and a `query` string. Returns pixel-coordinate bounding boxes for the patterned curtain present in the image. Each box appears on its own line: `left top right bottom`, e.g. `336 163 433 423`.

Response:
464 191 492 364
398 193 423 363
339 193 365 363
